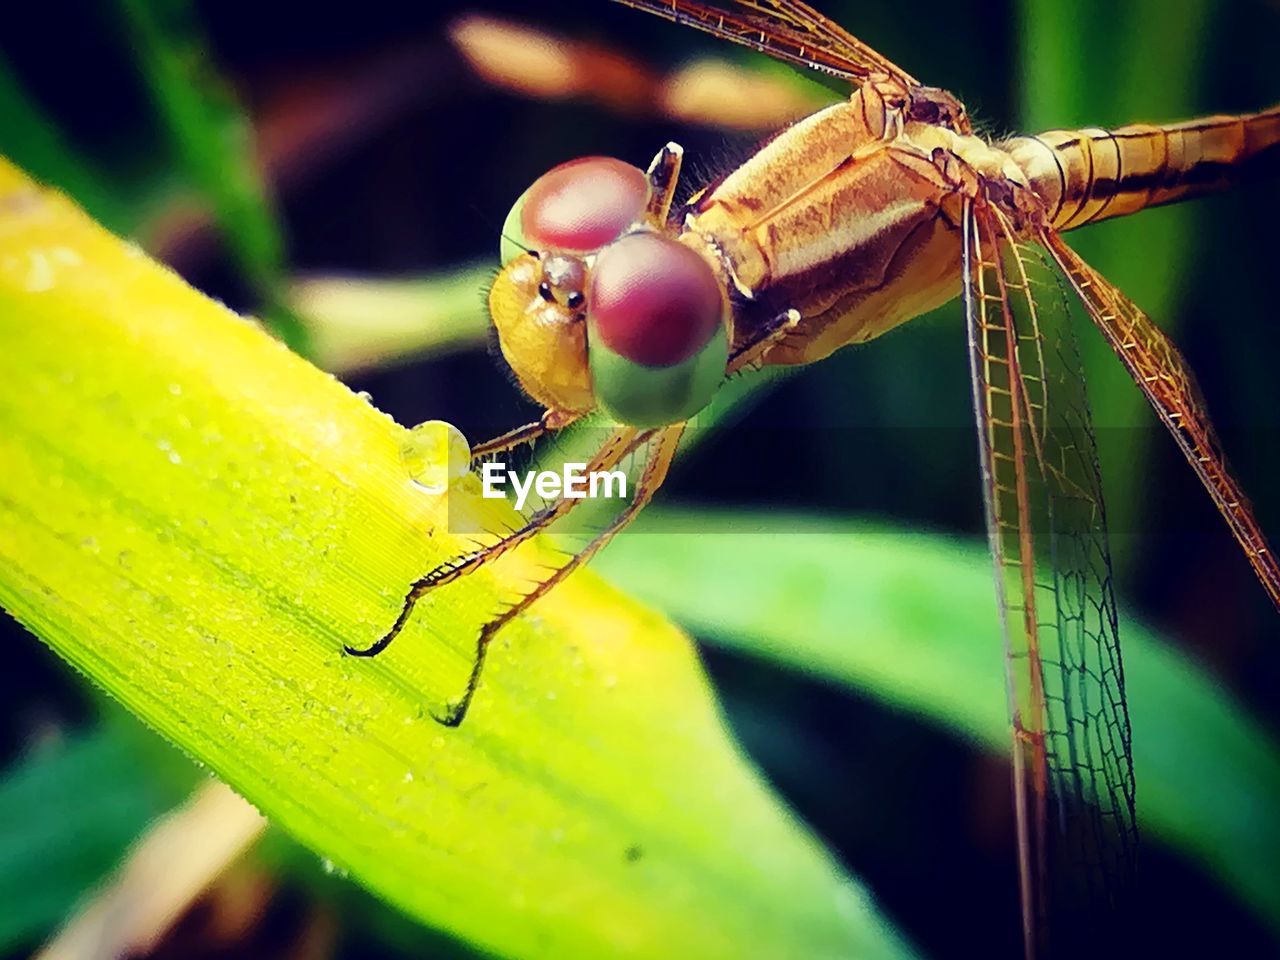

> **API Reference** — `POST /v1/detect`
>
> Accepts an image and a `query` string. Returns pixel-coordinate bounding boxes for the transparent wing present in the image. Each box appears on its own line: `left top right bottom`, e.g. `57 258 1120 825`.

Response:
1042 230 1280 610
607 0 918 87
962 199 1138 958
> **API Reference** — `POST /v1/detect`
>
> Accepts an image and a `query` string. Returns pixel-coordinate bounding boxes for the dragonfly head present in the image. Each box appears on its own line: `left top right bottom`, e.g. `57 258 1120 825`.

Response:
490 156 729 427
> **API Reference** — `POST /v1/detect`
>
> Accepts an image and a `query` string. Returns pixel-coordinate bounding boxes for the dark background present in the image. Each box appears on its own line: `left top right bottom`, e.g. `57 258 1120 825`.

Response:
2 1 1278 957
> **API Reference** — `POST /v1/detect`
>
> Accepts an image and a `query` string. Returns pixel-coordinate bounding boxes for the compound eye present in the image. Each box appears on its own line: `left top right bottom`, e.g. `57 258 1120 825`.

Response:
501 157 648 265
586 233 728 427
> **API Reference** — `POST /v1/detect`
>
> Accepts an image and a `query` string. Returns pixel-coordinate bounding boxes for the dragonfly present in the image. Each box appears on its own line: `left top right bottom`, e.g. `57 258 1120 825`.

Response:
347 1 1280 954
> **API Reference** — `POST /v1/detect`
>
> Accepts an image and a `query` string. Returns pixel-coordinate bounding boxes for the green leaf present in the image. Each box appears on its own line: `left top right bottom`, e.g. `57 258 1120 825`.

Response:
0 158 910 960
596 508 1280 933
0 58 132 233
0 722 195 952
1017 0 1211 571
115 0 307 352
289 266 494 374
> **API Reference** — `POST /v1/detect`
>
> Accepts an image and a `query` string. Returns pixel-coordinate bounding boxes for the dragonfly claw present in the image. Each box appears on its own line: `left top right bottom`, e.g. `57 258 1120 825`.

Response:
431 699 468 728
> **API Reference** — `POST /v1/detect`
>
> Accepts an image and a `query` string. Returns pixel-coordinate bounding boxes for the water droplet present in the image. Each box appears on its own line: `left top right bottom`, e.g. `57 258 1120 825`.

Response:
157 437 182 465
403 770 414 783
25 250 54 292
320 857 348 878
52 246 82 266
401 420 471 494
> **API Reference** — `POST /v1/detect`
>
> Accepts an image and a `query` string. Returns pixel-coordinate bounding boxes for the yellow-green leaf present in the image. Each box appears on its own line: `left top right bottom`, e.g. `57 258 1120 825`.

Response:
0 157 910 960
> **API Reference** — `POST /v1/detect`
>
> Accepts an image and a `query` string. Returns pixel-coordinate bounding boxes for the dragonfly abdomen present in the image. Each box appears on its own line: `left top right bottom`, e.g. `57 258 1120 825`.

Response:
1005 104 1280 232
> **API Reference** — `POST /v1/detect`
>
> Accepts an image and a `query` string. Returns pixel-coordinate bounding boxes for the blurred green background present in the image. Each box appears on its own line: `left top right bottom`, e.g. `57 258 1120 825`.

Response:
1 0 1278 957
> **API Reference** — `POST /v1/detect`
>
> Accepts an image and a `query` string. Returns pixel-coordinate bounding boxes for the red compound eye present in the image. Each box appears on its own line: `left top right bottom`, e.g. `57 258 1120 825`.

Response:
520 157 649 254
588 233 724 367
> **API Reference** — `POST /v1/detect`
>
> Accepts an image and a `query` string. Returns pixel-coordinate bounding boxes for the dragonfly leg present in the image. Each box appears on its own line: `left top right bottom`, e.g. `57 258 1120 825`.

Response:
643 142 683 228
345 424 648 658
470 408 580 459
728 308 801 373
433 424 686 726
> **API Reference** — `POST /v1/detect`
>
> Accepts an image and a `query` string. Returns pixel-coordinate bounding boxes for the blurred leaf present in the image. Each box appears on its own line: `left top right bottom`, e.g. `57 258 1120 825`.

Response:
0 158 911 960
0 58 132 232
0 714 490 959
290 266 493 374
596 508 1280 934
38 780 265 959
1017 0 1211 568
116 0 308 352
0 722 195 952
